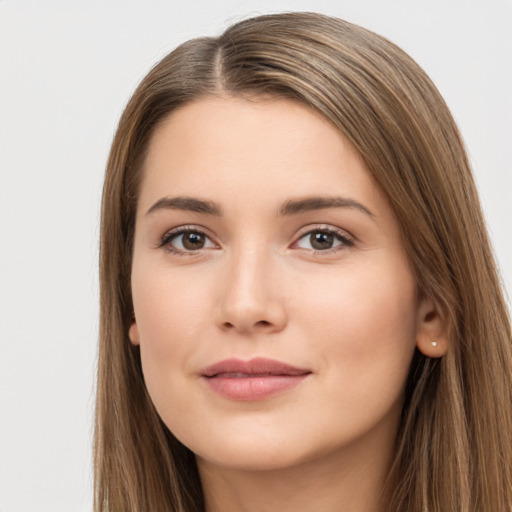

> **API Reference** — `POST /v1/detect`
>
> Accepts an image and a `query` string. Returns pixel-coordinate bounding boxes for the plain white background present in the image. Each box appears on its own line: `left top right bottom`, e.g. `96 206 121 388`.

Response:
0 1 510 510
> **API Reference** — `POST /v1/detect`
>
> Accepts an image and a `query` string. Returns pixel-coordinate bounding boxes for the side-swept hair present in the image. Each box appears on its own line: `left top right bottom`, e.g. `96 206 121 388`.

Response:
95 12 512 511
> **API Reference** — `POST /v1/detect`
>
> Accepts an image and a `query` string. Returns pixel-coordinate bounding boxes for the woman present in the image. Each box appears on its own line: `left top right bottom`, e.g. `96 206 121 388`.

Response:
94 12 512 512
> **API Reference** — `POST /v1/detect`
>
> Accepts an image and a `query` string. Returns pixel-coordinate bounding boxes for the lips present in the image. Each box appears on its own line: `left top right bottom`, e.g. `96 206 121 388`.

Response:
200 357 311 401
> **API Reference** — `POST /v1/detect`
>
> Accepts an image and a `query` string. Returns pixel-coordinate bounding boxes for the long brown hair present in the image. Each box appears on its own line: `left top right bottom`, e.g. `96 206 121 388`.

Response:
95 12 512 511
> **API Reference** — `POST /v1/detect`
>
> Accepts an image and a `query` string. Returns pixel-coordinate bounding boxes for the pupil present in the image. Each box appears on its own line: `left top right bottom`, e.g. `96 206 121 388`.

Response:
311 232 333 250
183 232 205 250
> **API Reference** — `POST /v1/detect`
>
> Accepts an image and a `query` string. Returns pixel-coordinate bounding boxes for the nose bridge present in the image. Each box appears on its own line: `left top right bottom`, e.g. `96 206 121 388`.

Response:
216 239 286 334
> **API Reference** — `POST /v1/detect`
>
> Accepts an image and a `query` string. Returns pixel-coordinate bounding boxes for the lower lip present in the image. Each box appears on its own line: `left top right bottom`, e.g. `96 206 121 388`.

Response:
203 374 309 401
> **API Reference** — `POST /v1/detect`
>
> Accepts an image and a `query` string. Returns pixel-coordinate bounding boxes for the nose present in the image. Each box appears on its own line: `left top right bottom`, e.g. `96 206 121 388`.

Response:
215 247 288 335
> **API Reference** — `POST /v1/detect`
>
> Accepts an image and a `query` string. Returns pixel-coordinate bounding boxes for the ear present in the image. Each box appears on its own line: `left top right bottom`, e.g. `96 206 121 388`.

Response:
415 297 448 358
128 321 140 346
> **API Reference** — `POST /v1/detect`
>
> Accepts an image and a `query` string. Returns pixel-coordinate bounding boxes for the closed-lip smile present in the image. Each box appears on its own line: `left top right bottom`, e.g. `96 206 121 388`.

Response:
200 357 312 401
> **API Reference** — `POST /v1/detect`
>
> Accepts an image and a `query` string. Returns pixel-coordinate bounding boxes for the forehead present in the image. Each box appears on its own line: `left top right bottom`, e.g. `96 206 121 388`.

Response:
138 96 385 217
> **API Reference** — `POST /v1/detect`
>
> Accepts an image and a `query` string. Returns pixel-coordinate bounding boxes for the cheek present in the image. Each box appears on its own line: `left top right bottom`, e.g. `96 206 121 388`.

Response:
133 260 213 339
131 265 212 401
298 259 418 400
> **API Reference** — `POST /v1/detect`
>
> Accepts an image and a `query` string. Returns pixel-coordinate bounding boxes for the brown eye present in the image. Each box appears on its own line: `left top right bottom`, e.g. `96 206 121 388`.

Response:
310 232 334 250
295 228 353 253
182 232 206 250
162 228 217 254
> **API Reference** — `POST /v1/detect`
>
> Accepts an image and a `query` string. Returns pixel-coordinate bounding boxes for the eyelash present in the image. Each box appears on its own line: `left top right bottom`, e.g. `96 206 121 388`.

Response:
159 225 216 256
293 226 355 255
159 225 355 257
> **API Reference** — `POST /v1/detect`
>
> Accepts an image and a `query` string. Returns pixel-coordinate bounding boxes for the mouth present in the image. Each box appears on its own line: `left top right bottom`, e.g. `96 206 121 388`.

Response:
200 357 312 401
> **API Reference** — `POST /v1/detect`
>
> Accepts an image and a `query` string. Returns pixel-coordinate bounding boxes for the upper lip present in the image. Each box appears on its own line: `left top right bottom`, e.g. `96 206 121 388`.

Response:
200 357 311 377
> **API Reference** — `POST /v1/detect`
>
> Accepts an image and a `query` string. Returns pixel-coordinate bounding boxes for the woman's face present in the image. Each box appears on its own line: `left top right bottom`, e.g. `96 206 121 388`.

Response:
129 96 435 472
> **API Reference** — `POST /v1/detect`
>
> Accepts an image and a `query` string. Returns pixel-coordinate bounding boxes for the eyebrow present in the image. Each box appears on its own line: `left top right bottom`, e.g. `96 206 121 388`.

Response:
278 197 374 218
146 196 223 216
146 195 374 218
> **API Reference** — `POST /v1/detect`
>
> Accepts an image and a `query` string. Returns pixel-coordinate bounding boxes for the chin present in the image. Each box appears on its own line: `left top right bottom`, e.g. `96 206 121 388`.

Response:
187 426 340 473
197 445 308 472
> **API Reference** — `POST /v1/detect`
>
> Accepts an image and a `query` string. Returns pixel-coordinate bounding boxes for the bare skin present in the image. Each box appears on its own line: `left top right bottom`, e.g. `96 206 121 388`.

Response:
129 96 446 512
198 412 398 512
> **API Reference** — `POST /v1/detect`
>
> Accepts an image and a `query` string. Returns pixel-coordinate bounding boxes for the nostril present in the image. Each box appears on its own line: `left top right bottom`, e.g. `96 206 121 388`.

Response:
221 319 272 330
